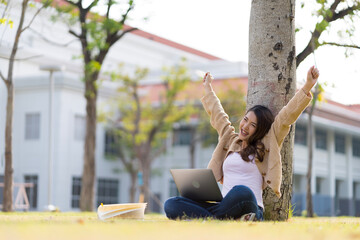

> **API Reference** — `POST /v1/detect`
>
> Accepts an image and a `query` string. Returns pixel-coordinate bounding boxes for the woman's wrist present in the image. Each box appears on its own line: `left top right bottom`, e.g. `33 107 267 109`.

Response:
204 83 213 94
302 82 314 94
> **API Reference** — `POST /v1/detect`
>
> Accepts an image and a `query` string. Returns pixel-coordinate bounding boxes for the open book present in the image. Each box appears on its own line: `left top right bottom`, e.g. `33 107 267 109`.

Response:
97 203 147 221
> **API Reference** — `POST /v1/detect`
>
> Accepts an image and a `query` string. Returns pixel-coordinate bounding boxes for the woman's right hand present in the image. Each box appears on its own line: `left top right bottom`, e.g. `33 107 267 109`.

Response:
203 72 214 93
203 72 213 85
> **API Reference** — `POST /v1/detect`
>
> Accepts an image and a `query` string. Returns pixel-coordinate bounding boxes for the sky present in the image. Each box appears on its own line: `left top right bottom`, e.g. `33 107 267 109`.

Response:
127 0 360 105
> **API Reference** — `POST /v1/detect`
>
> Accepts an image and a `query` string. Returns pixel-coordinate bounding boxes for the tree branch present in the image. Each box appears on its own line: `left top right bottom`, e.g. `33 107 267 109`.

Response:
106 0 111 19
0 71 7 85
296 2 360 67
0 54 43 61
329 0 342 12
85 0 99 12
330 4 360 22
119 1 134 26
21 0 51 33
321 41 360 49
69 29 81 39
64 0 79 7
29 28 77 47
106 117 131 135
109 27 138 47
149 143 167 163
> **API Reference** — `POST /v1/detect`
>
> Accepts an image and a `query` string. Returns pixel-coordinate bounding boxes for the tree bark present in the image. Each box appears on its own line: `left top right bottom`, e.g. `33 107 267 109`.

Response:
306 88 319 218
189 129 196 169
80 76 98 211
141 158 151 211
306 111 314 217
2 0 30 212
3 84 14 212
249 0 296 221
129 169 137 203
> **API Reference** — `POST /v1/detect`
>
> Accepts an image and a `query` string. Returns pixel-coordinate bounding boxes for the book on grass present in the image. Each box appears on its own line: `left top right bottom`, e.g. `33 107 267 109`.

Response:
97 203 147 221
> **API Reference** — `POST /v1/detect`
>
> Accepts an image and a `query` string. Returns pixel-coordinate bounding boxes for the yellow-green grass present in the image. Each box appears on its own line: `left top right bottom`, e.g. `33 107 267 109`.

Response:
1 212 359 240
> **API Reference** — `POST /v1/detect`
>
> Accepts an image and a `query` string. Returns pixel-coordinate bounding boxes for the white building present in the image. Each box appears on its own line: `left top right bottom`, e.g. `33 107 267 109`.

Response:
1 2 360 215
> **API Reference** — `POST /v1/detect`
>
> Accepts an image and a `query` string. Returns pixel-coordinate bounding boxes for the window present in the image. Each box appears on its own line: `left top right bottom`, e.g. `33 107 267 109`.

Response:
71 177 81 208
173 126 193 146
97 178 119 206
315 128 327 150
24 175 38 209
25 113 40 140
104 130 120 157
295 124 307 146
353 137 360 157
74 115 86 141
149 193 161 213
169 180 179 197
316 177 324 194
335 133 345 154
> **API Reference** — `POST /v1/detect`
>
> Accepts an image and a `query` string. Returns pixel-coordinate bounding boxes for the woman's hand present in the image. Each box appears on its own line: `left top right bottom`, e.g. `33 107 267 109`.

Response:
302 66 320 94
203 72 214 94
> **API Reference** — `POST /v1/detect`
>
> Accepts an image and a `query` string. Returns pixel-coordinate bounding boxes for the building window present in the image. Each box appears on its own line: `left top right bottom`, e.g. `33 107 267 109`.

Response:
71 177 81 208
169 180 179 197
24 175 38 209
149 193 162 213
104 130 120 157
353 137 360 157
315 128 327 150
97 178 119 206
295 124 307 146
173 126 193 146
74 115 86 141
335 133 345 154
25 113 40 140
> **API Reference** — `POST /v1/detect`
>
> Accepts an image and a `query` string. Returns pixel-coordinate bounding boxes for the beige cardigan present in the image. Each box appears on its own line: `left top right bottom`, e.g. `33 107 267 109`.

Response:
201 89 312 198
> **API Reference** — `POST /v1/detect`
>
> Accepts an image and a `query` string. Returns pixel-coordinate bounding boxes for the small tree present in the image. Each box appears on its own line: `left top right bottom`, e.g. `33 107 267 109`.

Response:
54 0 137 211
104 61 193 205
305 82 325 218
0 0 50 212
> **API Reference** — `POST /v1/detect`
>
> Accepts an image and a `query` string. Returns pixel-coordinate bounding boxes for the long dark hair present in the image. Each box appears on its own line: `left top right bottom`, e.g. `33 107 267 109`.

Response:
240 105 274 162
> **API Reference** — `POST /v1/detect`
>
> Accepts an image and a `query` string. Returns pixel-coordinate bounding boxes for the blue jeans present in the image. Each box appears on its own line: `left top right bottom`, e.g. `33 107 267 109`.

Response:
164 185 264 221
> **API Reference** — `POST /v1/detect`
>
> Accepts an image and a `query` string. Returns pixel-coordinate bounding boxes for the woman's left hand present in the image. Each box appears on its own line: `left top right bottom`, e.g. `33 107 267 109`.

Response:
303 66 320 94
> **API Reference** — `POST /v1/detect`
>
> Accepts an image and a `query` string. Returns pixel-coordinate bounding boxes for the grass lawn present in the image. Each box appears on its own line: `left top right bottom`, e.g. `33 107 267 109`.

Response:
0 212 359 240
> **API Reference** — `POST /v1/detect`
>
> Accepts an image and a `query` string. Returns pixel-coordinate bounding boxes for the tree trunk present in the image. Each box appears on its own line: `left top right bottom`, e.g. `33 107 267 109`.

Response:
306 112 314 217
142 161 150 204
2 0 29 212
189 129 196 169
306 89 319 218
129 170 137 203
3 84 14 212
80 77 98 211
249 0 296 221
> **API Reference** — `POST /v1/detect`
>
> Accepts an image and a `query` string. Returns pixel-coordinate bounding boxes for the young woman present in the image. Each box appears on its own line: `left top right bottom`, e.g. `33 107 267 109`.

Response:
164 66 320 221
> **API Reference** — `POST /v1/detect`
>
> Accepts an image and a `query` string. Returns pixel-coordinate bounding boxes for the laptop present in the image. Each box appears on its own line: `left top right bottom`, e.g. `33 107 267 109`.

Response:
170 169 223 202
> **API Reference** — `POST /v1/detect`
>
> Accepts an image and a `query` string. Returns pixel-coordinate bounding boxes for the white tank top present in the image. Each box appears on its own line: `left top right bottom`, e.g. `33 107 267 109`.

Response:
221 152 264 208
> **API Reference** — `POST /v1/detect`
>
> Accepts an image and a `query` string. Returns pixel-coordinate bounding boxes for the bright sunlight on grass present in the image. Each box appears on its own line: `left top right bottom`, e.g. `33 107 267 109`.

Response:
1 212 359 240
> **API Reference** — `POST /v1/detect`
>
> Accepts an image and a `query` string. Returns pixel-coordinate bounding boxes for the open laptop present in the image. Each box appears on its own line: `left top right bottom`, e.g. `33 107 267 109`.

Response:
170 169 223 202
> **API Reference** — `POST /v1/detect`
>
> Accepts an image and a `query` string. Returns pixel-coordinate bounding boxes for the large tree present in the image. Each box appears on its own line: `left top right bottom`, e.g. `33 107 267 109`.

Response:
248 0 296 221
0 0 50 212
104 61 193 206
54 0 137 211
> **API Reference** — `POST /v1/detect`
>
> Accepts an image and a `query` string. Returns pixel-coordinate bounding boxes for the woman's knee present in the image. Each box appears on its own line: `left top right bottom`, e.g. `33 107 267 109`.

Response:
164 197 181 219
229 185 256 201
